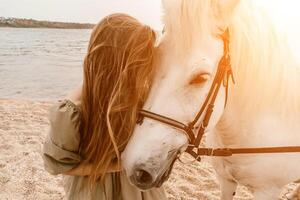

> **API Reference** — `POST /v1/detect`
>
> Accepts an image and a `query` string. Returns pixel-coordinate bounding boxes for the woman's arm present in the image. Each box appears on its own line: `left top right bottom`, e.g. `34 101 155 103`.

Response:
64 162 122 176
64 163 93 176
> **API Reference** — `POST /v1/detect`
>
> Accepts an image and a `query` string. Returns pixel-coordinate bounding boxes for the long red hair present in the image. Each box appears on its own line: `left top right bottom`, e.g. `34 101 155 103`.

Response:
79 13 156 183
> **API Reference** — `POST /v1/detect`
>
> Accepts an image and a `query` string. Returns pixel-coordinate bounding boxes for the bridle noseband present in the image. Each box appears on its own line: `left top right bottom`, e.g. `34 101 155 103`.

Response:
137 29 300 162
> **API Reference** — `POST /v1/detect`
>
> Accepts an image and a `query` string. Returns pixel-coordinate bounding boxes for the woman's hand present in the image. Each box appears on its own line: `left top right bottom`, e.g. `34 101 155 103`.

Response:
64 162 122 176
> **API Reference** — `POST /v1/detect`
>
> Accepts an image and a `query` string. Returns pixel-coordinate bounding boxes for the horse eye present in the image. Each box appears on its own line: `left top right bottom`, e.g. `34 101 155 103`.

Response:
189 73 210 85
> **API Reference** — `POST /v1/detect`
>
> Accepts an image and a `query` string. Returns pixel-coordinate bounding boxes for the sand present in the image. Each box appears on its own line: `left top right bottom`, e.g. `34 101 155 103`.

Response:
0 99 298 200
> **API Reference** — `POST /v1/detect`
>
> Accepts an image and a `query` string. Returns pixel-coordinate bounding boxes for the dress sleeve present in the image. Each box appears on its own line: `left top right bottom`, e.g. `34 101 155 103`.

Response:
42 99 82 175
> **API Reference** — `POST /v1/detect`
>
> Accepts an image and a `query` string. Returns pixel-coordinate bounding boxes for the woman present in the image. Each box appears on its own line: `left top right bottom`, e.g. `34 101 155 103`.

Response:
42 13 166 200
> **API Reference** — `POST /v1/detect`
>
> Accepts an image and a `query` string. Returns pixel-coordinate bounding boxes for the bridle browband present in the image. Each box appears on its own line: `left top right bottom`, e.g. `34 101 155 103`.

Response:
137 29 300 162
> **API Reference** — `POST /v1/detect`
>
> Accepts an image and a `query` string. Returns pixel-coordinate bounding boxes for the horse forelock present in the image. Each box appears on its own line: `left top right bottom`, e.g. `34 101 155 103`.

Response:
162 0 217 51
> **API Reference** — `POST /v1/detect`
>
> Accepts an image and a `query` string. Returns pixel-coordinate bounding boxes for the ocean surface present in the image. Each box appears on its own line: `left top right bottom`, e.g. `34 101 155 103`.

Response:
1 26 299 101
0 28 92 100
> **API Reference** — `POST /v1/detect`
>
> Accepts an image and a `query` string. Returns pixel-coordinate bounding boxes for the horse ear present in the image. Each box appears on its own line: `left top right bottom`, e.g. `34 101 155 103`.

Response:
212 0 240 30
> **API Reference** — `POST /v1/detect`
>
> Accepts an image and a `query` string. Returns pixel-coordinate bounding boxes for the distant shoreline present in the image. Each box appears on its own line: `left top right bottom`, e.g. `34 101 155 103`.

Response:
0 26 92 30
0 17 95 29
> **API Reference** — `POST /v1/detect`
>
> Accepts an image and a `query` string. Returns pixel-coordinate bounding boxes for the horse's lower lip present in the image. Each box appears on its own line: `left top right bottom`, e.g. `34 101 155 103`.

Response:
153 161 174 187
155 171 169 187
153 151 178 187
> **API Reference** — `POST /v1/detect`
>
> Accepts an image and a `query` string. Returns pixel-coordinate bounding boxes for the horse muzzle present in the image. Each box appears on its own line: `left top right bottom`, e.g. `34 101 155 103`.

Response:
129 149 179 190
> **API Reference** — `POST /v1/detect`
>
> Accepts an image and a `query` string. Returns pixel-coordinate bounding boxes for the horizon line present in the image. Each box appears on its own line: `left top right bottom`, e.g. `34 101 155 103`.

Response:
0 16 96 25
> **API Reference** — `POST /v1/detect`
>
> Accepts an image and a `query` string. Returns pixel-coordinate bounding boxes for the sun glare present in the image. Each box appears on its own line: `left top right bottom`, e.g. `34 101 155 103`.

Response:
257 0 300 27
256 0 300 60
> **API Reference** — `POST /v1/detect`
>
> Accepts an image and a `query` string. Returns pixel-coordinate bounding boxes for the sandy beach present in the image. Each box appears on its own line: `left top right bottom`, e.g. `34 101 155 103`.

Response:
0 99 298 199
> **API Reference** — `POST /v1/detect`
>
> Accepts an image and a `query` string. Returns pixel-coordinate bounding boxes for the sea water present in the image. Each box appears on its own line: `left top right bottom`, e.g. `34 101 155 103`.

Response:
0 28 91 100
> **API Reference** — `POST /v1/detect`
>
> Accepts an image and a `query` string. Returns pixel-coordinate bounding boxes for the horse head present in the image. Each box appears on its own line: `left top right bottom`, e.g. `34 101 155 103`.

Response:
122 0 240 190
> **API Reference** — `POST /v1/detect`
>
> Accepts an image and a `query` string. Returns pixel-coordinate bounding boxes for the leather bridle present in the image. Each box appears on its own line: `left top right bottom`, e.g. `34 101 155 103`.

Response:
137 29 300 162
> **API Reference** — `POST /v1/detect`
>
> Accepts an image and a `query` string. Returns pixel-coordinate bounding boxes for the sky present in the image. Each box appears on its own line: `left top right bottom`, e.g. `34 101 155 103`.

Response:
0 0 163 29
1 0 300 35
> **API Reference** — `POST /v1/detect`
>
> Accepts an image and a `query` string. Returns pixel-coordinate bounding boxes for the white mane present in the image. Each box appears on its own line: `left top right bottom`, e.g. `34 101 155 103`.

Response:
162 0 300 118
228 1 300 118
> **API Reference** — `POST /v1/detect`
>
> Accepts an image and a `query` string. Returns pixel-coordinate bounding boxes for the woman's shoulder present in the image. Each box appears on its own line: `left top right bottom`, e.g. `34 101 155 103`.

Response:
51 99 81 113
50 99 81 121
48 99 81 151
42 99 82 175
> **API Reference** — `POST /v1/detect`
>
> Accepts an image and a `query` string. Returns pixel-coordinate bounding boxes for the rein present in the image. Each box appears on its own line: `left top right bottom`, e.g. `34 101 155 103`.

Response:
137 29 300 162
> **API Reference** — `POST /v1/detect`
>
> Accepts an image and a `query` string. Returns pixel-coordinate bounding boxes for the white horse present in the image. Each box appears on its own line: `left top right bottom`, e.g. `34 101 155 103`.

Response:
122 0 300 199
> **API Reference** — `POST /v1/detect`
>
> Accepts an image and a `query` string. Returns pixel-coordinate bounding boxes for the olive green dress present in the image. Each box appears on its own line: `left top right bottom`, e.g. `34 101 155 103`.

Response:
42 100 167 200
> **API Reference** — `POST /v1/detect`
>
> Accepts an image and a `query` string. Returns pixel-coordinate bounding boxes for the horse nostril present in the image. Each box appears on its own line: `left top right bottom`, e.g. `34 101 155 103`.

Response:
134 168 153 185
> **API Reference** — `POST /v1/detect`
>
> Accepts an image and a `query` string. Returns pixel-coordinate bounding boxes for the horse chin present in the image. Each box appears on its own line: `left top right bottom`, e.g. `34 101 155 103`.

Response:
154 160 175 187
155 149 178 183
